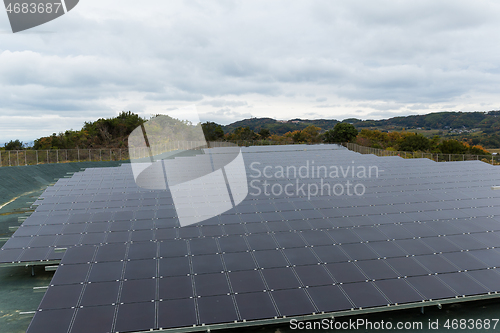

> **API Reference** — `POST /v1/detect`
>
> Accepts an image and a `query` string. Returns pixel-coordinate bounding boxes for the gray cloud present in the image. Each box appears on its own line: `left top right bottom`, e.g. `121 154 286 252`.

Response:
2 0 500 142
200 99 249 108
199 107 253 125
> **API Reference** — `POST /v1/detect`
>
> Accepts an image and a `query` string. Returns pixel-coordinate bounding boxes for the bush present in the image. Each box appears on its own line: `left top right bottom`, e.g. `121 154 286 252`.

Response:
399 134 430 151
4 139 23 150
324 123 358 143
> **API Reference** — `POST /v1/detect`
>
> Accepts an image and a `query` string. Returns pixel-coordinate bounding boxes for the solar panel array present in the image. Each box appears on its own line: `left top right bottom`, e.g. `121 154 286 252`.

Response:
2 144 500 333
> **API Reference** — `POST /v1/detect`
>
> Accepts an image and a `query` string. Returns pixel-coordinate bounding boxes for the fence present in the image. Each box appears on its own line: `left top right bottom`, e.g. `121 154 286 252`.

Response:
0 141 283 167
1 141 498 167
343 142 500 165
0 148 130 167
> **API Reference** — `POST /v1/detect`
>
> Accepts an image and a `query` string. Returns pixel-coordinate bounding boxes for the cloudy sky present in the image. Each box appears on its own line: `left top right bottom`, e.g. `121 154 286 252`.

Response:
1 0 500 143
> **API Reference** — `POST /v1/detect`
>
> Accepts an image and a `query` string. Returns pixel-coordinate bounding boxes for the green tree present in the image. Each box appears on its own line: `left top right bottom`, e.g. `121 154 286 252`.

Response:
292 130 306 143
438 140 467 154
399 133 430 151
201 122 224 141
229 127 259 141
33 111 146 149
259 128 270 139
324 123 358 143
301 125 322 143
4 139 23 150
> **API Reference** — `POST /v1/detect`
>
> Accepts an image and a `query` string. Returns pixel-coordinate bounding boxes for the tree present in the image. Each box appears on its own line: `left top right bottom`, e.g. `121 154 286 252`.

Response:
291 130 306 143
259 128 270 139
438 140 467 154
468 144 490 155
201 122 224 141
287 125 322 143
399 133 430 151
324 123 358 143
301 125 322 143
229 127 259 141
4 139 23 150
33 111 146 149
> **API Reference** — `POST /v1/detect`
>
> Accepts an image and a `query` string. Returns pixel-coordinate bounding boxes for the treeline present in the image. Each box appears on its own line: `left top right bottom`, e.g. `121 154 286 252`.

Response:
223 117 340 135
207 122 490 155
203 122 358 144
34 111 144 149
356 129 490 155
220 112 500 148
0 112 493 155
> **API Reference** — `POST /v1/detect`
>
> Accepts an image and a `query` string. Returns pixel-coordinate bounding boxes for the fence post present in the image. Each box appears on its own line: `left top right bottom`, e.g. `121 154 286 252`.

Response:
66 150 68 162
47 150 49 163
78 149 80 162
9 151 11 166
57 150 59 163
25 151 27 165
120 149 122 161
36 150 38 164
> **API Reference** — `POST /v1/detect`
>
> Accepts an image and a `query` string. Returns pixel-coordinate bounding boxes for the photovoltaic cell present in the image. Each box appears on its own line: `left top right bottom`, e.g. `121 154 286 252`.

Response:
293 264 334 286
326 262 367 283
158 298 197 329
197 295 238 324
306 285 353 312
70 305 114 333
406 275 457 300
223 252 257 271
79 281 120 307
159 275 193 300
341 282 388 308
234 292 278 320
194 272 230 296
374 279 423 304
271 288 316 316
229 270 266 293
262 267 301 290
115 302 155 333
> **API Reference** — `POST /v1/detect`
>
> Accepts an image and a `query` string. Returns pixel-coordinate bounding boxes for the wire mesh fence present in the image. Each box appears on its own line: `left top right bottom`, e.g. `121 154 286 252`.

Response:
0 148 130 167
0 141 498 167
0 141 299 167
343 142 500 165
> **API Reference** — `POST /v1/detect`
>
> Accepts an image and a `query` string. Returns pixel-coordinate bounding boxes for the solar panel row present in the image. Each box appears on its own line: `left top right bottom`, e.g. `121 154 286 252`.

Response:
1 145 500 333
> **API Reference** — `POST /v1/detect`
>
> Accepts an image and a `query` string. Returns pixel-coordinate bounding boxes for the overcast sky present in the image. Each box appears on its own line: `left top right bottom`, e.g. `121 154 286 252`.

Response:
1 0 500 143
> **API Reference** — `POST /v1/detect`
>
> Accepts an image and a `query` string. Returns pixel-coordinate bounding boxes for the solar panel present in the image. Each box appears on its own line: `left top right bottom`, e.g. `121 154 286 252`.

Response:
1 144 500 333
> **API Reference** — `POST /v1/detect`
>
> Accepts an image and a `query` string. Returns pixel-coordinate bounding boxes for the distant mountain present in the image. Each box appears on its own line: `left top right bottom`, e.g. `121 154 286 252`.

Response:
222 110 500 147
223 118 339 135
349 111 500 130
223 111 500 134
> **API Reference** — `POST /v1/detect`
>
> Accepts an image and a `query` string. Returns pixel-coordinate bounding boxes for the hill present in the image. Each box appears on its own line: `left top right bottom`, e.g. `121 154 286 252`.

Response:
5 110 500 150
223 111 500 148
223 118 339 135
